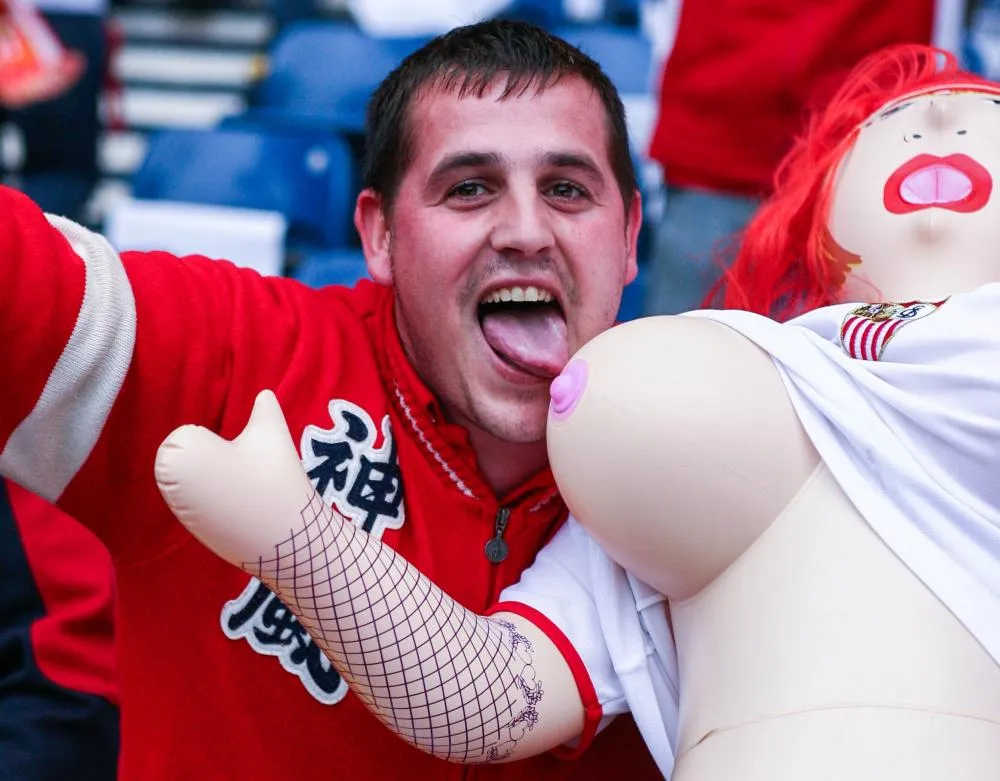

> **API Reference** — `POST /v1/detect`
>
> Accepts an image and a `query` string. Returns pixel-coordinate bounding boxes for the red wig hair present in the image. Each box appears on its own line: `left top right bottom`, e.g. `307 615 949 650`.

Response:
711 44 1000 320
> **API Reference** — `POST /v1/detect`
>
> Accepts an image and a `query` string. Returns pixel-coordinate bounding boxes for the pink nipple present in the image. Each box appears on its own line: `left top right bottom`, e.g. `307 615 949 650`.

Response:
549 359 588 420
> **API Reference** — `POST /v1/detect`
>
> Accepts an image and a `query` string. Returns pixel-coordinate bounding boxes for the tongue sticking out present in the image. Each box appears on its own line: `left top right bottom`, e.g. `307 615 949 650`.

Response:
481 306 569 378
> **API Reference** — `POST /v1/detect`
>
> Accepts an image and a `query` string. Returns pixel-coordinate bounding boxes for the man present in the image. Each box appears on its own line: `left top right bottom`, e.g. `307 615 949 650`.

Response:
152 42 1000 781
0 20 658 779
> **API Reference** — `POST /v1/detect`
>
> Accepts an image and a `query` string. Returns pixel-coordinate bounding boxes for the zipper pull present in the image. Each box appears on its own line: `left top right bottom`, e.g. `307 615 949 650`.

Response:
484 507 511 563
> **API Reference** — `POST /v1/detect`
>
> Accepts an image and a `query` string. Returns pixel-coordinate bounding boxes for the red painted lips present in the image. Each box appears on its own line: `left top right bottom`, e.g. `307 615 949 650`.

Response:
883 153 993 214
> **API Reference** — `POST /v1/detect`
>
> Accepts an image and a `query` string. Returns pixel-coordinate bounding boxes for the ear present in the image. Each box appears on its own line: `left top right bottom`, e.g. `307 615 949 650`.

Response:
355 189 392 285
624 189 642 285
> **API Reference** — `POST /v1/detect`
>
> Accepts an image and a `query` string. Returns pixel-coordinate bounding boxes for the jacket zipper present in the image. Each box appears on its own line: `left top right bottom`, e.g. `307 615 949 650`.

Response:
483 506 512 610
484 507 511 564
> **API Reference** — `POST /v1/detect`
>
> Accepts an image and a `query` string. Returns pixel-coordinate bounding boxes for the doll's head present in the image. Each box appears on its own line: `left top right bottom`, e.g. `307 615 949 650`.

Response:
716 45 1000 320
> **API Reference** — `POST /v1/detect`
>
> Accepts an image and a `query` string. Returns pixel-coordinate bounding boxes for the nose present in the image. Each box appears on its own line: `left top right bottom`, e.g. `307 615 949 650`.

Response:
923 98 956 133
489 186 555 257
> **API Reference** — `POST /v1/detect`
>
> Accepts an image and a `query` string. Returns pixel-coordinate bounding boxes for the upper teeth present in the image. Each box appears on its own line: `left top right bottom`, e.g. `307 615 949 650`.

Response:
483 286 554 304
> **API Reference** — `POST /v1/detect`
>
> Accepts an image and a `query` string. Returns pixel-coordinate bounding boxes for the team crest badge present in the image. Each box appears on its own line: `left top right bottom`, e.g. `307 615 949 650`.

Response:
839 299 946 361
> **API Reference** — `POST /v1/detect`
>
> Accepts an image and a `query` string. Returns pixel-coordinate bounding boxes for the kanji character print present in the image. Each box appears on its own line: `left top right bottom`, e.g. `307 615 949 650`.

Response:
220 398 406 705
155 390 546 763
301 400 404 537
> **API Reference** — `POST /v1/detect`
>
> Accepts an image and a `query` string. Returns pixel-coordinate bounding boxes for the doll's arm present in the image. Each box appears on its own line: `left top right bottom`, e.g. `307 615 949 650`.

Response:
155 391 585 763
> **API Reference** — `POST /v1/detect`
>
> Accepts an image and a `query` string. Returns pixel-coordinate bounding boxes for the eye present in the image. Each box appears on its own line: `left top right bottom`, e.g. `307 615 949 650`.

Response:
547 181 587 200
447 181 489 199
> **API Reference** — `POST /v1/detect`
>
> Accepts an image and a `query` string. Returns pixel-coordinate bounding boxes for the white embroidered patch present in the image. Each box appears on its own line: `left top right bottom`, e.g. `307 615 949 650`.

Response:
300 399 405 539
839 300 945 361
220 577 348 705
221 399 405 705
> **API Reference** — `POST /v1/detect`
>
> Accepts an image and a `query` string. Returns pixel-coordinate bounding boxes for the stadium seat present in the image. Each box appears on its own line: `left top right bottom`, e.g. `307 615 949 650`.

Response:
131 125 358 250
617 264 647 322
245 21 430 134
498 0 568 28
553 24 654 94
603 0 642 27
291 247 371 289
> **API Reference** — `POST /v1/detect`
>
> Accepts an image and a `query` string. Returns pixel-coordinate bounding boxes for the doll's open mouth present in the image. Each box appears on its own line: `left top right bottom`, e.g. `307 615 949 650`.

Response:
884 153 993 214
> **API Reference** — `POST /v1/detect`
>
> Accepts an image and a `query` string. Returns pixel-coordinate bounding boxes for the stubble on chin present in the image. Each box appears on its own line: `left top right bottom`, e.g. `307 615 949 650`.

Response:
467 385 550 446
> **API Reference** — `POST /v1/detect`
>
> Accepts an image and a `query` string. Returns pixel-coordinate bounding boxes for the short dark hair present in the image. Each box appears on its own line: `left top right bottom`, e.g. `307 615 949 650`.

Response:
363 20 637 214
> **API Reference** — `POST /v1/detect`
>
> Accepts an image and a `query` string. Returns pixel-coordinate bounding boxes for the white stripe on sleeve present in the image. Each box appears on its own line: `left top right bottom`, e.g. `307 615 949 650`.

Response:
0 215 137 501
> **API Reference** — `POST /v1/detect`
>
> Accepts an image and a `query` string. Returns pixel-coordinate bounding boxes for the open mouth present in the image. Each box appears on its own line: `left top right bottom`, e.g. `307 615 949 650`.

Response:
477 285 568 379
884 153 993 214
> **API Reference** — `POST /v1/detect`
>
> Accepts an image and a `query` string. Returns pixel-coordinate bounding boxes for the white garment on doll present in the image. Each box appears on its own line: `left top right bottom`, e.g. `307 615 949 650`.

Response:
690 281 1000 665
500 515 680 778
501 281 1000 778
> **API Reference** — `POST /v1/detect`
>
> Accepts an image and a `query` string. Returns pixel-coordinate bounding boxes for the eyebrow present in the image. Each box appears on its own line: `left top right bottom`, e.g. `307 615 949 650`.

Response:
541 151 606 185
878 100 914 119
427 151 505 191
424 149 609 194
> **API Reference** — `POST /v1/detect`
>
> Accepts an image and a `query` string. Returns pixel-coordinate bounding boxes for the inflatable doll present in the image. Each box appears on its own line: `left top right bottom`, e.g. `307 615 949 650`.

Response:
154 45 1000 780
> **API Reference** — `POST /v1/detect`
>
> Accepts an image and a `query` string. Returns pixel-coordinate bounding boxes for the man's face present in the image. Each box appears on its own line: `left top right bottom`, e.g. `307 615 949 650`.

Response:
368 76 639 445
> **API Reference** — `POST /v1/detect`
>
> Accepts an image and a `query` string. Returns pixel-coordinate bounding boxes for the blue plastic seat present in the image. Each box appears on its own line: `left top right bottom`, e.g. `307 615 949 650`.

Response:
498 0 568 28
131 126 358 250
554 24 654 95
246 21 430 134
617 265 647 322
292 247 370 289
603 0 642 26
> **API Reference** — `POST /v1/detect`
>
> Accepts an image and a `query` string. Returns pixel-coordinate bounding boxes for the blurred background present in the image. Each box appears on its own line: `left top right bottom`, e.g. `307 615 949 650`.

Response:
1 0 995 319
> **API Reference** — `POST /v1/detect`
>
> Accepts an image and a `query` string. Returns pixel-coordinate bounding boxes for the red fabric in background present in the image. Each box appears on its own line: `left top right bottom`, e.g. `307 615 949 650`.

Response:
650 0 937 195
7 481 118 705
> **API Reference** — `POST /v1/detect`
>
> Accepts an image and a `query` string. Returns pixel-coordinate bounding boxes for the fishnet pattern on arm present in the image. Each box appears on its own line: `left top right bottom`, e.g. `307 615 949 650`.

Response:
248 490 544 762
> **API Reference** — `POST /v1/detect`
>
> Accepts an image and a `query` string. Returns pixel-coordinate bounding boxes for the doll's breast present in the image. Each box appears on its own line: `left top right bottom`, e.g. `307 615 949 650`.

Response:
669 463 1000 781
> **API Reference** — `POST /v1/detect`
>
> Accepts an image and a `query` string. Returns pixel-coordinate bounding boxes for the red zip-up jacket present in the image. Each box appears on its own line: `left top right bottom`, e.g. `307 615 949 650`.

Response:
0 187 659 779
